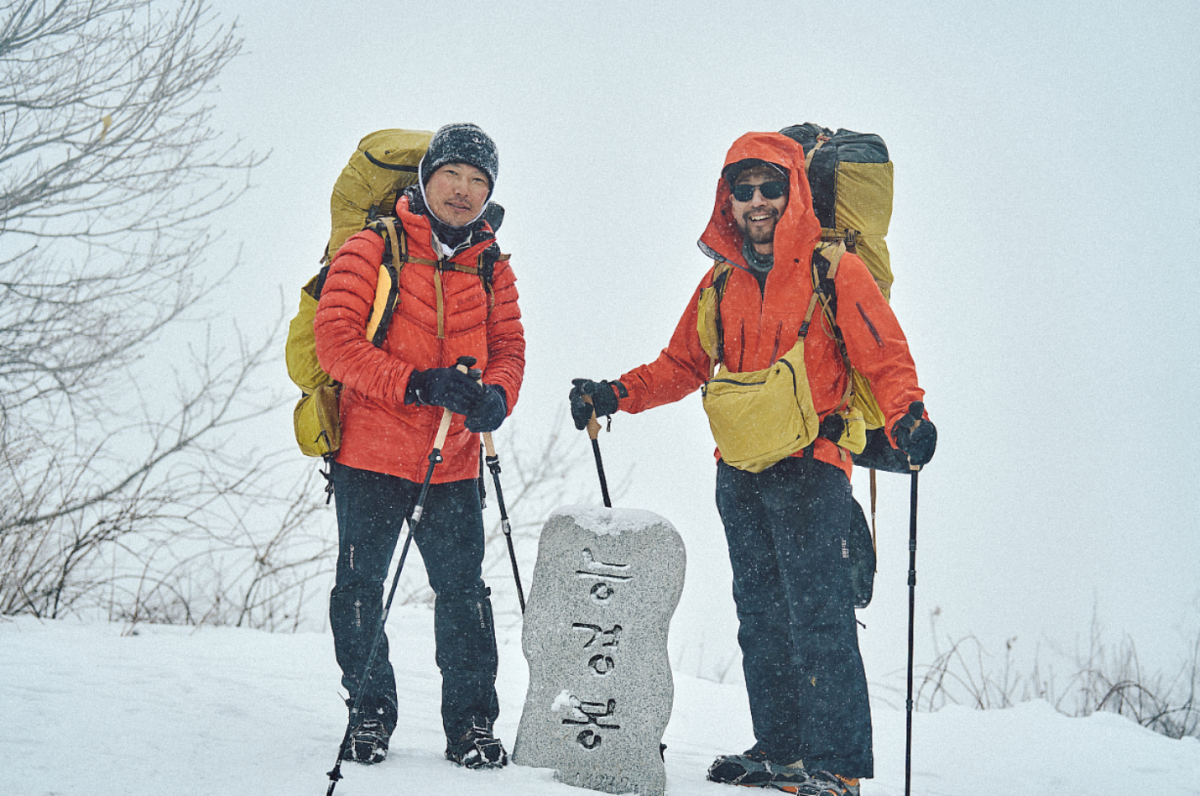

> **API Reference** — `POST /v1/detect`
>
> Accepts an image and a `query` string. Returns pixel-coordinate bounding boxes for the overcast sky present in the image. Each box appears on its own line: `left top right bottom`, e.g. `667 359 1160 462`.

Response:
203 0 1200 677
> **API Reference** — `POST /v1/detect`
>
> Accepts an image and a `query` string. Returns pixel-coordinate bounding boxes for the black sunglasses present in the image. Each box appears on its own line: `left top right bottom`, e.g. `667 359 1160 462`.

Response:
731 180 788 202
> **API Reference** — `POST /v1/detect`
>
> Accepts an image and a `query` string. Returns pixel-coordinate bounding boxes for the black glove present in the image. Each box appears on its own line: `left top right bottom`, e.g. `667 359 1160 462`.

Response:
892 401 937 466
465 384 507 433
569 379 626 431
405 367 485 415
819 413 847 442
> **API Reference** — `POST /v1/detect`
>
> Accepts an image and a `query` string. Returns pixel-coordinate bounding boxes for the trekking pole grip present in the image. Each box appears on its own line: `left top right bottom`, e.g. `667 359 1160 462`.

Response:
906 400 924 472
582 394 602 441
428 355 479 452
433 407 453 451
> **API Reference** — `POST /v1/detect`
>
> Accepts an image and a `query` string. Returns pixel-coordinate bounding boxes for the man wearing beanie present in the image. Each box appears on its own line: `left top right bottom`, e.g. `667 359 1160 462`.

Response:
314 123 524 770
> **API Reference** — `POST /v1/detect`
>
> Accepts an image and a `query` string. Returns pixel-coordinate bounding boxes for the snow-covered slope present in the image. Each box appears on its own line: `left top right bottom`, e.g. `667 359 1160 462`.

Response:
2 613 1197 796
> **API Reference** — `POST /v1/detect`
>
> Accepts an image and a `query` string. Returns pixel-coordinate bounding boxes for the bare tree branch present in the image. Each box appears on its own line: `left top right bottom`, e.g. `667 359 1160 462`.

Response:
0 0 320 629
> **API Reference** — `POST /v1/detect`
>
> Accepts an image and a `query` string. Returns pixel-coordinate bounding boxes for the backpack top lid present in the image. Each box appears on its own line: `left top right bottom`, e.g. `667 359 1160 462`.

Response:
326 129 434 262
779 124 889 231
780 124 889 162
779 124 894 300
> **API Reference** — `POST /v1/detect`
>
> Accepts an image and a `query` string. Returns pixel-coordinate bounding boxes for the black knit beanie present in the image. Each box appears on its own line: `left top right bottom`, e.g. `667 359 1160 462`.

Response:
418 123 499 194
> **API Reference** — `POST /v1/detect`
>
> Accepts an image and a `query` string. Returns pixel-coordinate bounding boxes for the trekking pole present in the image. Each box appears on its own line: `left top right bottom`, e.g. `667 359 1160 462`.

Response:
904 465 919 796
477 442 487 508
903 402 925 796
582 395 612 508
483 432 525 612
326 359 470 796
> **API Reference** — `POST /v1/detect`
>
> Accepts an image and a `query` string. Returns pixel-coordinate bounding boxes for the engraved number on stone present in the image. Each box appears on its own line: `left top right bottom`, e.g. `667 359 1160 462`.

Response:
590 582 615 603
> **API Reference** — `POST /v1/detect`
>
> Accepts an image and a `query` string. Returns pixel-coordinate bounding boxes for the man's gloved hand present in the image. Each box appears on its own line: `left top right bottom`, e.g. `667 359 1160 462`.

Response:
892 401 937 466
569 379 625 431
465 384 507 433
405 367 485 415
819 413 847 442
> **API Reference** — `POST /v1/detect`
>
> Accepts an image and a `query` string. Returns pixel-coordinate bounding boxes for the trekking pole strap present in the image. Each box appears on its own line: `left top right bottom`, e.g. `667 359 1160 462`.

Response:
482 433 506 524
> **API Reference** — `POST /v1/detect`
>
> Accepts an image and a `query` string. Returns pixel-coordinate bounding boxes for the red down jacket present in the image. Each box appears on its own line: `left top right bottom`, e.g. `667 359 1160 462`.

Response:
616 131 924 480
314 195 524 483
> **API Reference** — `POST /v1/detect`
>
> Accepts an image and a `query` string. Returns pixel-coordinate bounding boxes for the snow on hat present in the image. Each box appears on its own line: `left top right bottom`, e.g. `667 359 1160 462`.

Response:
419 123 499 192
723 158 787 186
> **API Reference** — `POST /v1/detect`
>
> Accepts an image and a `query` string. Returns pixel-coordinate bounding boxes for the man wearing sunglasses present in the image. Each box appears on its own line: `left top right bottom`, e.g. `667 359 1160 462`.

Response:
568 131 935 795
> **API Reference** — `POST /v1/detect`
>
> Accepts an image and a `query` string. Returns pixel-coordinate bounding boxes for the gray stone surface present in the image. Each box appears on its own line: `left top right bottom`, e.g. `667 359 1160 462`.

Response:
512 506 686 796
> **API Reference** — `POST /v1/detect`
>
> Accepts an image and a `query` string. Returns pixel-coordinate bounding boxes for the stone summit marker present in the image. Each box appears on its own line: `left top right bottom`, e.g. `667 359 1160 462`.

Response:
512 506 686 796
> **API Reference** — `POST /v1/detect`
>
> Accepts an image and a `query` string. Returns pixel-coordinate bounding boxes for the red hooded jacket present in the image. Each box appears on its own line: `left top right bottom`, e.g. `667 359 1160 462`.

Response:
616 132 924 479
313 194 525 483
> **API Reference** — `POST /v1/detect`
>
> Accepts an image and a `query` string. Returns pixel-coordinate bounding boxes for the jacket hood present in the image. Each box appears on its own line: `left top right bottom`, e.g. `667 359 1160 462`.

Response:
698 132 821 268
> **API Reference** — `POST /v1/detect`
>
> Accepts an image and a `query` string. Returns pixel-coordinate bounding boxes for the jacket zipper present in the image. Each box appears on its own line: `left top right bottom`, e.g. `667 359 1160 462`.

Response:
768 322 782 364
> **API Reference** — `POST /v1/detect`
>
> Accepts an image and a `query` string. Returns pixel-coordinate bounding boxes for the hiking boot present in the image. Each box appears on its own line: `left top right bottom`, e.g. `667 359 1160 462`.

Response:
445 723 508 769
707 744 808 788
342 718 389 764
787 770 861 796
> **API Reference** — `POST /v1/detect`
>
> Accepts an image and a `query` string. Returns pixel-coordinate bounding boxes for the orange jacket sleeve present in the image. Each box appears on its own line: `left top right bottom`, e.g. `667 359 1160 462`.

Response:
617 275 714 413
314 230 416 409
832 253 925 437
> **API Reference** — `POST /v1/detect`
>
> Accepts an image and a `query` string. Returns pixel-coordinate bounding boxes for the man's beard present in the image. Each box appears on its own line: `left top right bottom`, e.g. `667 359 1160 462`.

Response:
739 209 779 245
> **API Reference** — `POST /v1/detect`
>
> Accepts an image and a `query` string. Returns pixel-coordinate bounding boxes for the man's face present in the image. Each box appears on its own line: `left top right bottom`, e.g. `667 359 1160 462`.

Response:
424 162 491 227
730 165 789 254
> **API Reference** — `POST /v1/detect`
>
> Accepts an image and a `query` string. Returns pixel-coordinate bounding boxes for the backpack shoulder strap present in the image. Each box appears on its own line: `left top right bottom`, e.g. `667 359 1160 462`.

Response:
797 243 846 341
710 260 735 365
813 240 846 285
811 241 847 317
810 241 856 408
476 242 506 316
696 258 751 368
310 262 332 300
365 217 405 346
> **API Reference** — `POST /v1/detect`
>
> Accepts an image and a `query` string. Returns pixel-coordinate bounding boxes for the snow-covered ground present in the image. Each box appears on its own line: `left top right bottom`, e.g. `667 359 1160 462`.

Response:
2 611 1198 796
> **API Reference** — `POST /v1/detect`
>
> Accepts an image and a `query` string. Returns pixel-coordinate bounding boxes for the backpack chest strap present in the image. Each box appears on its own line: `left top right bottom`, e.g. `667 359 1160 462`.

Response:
406 245 507 339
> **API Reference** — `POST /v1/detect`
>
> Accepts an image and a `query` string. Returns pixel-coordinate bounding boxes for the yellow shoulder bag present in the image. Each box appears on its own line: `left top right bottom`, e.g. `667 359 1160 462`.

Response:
696 260 827 473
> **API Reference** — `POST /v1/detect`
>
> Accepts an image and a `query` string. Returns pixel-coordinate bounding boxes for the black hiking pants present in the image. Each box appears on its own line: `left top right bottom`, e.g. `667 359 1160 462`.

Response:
329 461 499 744
715 456 874 779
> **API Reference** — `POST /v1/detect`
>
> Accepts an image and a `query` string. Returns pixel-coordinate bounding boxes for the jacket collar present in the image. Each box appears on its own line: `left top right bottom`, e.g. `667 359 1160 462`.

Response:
396 193 497 263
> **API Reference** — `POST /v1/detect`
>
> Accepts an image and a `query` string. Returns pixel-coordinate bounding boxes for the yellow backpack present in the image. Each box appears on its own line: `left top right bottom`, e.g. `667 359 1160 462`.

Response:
287 129 432 461
780 124 894 299
286 218 407 459
783 123 911 474
285 129 508 465
326 129 433 262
